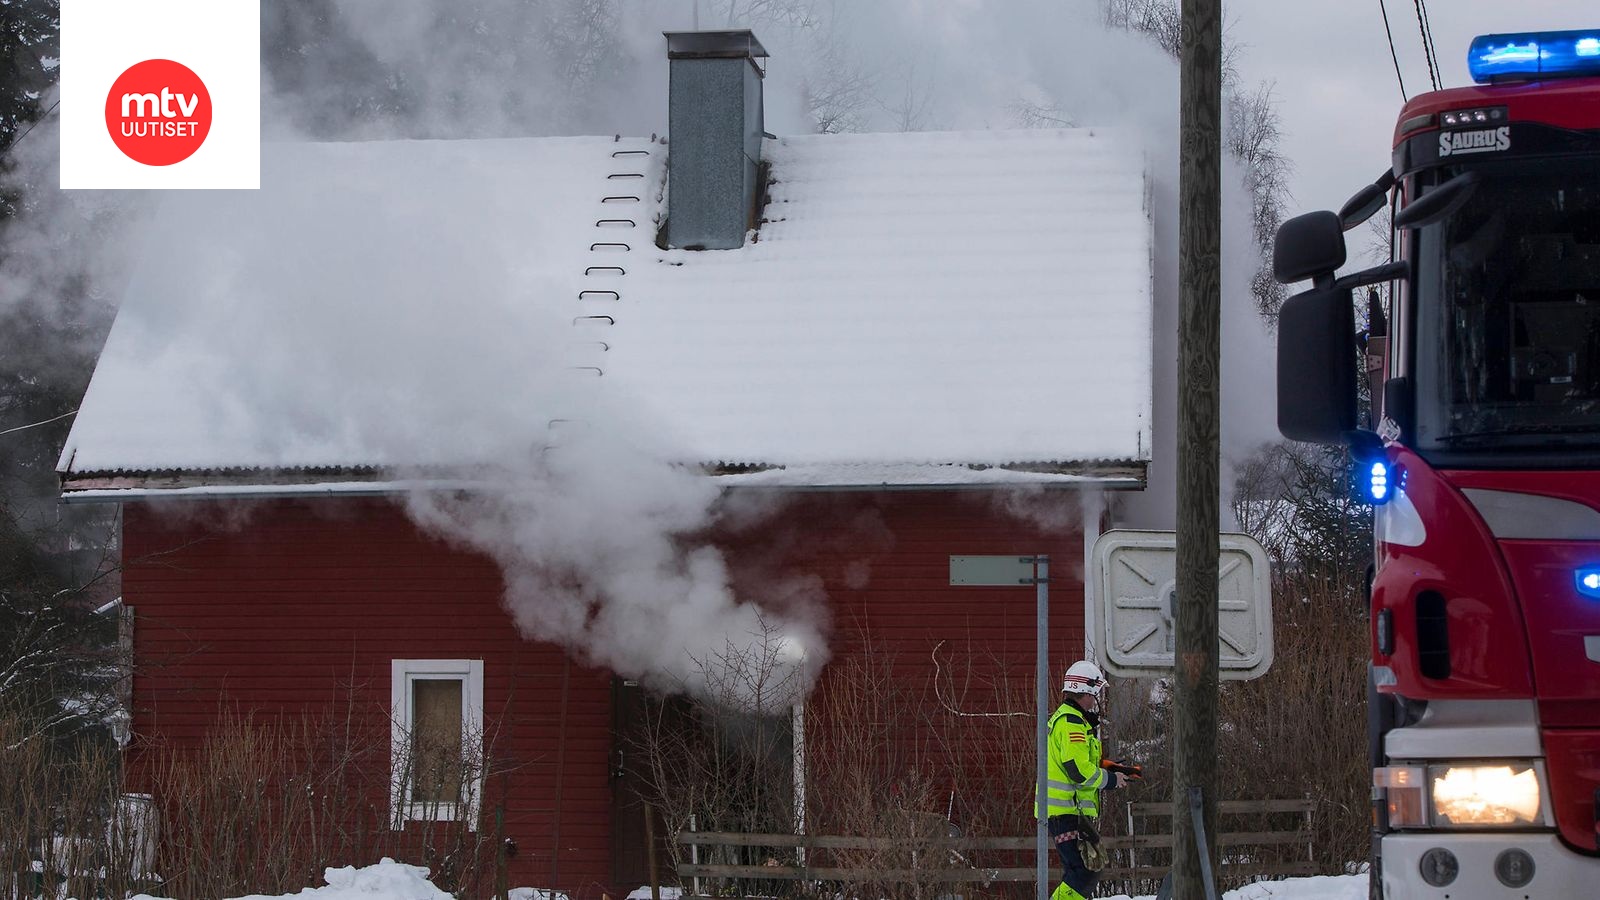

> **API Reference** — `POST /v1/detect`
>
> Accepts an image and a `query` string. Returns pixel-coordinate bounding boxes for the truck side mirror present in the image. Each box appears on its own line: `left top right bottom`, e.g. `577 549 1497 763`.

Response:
1394 171 1481 229
1338 170 1396 231
1278 284 1357 444
1273 211 1347 286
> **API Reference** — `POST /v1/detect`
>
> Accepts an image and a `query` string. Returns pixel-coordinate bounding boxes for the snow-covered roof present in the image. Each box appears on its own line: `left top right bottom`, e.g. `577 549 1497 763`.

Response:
61 128 1153 490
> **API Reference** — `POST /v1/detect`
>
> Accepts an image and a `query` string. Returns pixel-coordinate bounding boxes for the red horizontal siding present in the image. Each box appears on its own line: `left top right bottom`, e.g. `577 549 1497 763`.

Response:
122 500 616 897
123 489 1092 896
716 491 1088 835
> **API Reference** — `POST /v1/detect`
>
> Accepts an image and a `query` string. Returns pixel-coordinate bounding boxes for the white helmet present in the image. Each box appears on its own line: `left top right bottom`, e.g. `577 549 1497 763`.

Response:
1061 660 1106 699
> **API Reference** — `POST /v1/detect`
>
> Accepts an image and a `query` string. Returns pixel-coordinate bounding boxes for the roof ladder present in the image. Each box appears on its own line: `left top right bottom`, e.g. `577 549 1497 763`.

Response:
565 146 651 388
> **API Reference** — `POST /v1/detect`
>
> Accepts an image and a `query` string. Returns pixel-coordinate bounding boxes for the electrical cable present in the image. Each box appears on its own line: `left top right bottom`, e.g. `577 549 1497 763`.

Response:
1412 0 1440 91
0 408 77 438
1377 0 1409 102
0 98 59 160
1418 0 1442 88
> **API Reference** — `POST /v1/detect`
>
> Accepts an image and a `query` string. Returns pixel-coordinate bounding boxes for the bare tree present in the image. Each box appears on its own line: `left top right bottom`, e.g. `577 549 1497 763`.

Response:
1102 0 1290 319
878 59 935 133
1100 0 1181 57
633 618 800 893
801 37 874 134
1010 98 1075 130
1227 81 1292 318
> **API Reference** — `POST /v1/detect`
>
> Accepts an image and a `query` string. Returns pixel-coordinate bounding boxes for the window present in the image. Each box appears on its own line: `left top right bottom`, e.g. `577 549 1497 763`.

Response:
1413 157 1600 455
391 659 484 826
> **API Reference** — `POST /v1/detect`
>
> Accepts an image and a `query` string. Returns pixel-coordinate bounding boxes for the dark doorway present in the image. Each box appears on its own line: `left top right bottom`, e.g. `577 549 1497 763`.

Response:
610 678 677 892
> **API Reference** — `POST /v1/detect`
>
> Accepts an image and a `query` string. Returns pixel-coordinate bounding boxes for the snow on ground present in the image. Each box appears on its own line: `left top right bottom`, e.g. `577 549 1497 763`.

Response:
1103 873 1367 900
117 859 1360 900
126 859 572 900
624 888 683 900
506 887 569 900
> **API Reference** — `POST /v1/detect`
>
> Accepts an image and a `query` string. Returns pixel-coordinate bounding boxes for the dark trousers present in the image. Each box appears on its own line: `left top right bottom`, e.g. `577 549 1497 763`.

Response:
1048 814 1098 899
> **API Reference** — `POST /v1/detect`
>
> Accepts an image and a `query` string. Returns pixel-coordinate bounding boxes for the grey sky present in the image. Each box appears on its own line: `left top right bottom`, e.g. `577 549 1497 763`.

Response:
1226 1 1594 216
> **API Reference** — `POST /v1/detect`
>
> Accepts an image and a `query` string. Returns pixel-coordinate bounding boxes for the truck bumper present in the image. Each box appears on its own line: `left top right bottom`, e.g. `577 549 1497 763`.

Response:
1381 832 1600 898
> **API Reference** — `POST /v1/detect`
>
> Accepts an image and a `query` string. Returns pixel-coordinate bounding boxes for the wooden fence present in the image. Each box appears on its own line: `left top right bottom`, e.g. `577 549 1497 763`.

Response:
676 799 1317 894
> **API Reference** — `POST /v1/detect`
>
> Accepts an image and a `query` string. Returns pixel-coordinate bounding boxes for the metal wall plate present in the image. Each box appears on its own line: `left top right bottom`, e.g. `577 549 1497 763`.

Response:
1089 529 1274 681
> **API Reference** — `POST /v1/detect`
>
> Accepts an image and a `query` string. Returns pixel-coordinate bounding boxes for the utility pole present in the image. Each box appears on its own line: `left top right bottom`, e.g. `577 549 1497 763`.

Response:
1174 0 1222 898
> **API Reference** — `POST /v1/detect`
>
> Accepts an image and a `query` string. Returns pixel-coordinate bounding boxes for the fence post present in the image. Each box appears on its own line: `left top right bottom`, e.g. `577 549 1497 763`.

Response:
688 816 701 898
1126 801 1137 879
1304 799 1314 865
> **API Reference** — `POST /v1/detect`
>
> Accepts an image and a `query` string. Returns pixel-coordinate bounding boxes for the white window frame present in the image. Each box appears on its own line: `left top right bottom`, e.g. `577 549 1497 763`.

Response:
390 658 484 827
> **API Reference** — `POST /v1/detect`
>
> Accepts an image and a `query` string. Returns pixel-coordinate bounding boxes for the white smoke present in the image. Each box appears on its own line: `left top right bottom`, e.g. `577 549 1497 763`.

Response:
399 430 831 709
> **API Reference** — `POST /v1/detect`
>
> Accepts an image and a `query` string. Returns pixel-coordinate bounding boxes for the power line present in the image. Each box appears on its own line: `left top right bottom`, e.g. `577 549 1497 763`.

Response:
0 408 77 438
1377 0 1409 102
1412 0 1440 91
1 98 60 161
1419 0 1442 88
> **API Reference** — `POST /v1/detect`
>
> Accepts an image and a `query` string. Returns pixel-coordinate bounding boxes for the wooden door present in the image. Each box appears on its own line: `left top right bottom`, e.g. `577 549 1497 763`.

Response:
610 678 673 892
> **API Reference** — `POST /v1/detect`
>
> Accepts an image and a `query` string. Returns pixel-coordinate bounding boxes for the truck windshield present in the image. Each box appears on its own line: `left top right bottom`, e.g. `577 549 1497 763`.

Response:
1413 157 1600 453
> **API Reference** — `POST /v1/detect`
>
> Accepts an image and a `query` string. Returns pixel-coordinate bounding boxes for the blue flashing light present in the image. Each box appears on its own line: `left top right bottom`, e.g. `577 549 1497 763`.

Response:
1577 567 1600 598
1470 30 1600 83
1366 460 1392 505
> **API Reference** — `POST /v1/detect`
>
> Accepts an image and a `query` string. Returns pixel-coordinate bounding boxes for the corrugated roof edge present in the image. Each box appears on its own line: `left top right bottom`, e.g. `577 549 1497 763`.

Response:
59 459 1147 501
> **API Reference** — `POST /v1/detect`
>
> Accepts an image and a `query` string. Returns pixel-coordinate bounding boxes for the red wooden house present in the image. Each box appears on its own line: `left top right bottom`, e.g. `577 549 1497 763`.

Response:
59 31 1153 898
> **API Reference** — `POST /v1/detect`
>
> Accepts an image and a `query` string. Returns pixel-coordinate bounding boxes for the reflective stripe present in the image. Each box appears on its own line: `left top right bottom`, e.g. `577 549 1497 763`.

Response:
1042 803 1098 815
1047 770 1105 791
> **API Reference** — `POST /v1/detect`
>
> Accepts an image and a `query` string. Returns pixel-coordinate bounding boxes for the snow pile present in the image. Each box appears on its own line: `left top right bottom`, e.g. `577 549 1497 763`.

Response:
507 888 570 900
242 861 452 900
624 889 683 900
1104 873 1367 900
126 860 575 900
128 859 464 900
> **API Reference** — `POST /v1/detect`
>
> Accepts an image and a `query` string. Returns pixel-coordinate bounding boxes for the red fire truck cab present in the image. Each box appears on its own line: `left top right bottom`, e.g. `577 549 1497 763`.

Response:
1274 30 1600 899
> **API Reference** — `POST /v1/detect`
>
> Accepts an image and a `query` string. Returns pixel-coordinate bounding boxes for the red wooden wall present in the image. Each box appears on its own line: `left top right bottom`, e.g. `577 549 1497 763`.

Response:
121 499 616 897
120 488 1094 896
717 491 1089 836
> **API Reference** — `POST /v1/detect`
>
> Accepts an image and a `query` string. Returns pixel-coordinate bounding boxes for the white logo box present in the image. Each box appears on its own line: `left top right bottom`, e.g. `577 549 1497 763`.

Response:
60 0 259 189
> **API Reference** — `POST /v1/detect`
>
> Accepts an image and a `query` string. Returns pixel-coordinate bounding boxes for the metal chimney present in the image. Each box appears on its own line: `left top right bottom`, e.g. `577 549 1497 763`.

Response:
663 30 768 250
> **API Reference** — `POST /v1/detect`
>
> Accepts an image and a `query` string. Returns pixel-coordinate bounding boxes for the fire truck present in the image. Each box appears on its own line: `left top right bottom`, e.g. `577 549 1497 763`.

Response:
1274 30 1600 899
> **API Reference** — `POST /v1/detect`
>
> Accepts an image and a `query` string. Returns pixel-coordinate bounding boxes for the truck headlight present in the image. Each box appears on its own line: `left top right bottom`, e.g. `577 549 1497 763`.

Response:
1429 762 1542 826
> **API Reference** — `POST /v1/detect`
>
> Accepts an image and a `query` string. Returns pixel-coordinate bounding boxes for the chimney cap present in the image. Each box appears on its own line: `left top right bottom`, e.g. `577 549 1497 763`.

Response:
664 30 769 60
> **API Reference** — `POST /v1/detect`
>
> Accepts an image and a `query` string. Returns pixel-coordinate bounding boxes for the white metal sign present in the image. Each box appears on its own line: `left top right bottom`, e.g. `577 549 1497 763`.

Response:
949 555 1037 586
1089 529 1274 681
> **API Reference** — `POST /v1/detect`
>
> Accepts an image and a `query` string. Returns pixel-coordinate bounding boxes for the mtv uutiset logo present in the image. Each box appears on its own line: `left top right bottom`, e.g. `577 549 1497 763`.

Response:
105 59 212 166
62 2 258 189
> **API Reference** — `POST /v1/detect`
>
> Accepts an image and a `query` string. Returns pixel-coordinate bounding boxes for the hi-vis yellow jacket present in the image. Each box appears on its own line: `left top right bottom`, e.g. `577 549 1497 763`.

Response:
1035 702 1107 818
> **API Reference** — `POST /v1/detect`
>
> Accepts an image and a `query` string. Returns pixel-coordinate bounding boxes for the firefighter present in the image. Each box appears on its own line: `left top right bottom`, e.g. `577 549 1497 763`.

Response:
1038 660 1129 900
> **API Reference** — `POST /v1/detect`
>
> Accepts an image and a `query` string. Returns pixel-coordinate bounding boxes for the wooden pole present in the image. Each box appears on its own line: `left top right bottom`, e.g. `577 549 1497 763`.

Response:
1174 0 1223 898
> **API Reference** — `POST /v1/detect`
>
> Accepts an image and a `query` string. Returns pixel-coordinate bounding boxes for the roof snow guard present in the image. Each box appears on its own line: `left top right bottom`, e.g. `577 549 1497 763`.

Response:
60 129 1154 498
